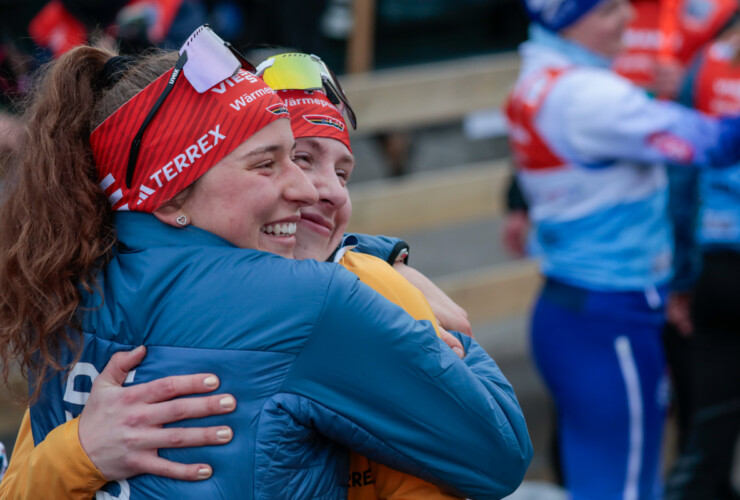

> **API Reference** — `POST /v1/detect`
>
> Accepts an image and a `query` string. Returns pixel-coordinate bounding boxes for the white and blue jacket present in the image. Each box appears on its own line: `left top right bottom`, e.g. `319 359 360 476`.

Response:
507 26 740 291
29 212 532 500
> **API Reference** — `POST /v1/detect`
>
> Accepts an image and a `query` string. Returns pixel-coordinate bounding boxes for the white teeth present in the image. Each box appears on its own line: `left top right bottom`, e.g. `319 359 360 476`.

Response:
261 222 297 236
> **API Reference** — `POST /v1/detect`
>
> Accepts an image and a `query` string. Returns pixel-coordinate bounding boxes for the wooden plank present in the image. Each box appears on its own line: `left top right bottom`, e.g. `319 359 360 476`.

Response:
346 0 377 73
347 159 511 235
339 53 520 134
437 259 541 324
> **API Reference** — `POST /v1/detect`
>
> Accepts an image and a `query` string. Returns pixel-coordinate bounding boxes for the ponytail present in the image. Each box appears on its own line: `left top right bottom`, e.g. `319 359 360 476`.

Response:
0 45 174 401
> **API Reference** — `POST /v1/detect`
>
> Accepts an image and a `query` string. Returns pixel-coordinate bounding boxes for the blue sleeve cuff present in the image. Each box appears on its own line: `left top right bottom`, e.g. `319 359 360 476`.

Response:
349 233 410 265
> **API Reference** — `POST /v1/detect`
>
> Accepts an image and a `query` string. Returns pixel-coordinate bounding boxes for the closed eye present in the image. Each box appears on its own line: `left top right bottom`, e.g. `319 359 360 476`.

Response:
336 169 350 184
294 153 312 168
253 160 275 170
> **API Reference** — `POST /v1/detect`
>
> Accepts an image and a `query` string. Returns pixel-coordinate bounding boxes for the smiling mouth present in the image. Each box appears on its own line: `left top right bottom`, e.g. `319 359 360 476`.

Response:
300 213 332 232
261 222 297 237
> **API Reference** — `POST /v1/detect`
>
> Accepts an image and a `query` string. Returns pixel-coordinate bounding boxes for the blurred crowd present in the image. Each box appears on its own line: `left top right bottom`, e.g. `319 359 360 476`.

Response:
0 0 347 175
0 0 337 101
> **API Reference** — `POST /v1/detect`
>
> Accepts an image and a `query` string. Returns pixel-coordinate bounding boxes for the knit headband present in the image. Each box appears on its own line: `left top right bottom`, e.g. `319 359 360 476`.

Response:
89 26 288 212
279 89 352 152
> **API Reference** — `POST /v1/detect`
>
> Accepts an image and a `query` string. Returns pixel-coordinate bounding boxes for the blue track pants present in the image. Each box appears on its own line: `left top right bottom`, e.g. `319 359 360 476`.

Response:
531 279 669 500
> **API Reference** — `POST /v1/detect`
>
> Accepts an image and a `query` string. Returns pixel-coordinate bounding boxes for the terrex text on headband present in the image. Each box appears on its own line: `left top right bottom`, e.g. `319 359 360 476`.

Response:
90 25 286 213
125 25 257 187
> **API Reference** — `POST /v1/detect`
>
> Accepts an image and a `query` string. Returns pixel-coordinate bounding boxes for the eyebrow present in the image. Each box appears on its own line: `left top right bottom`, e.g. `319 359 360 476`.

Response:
240 141 296 160
300 137 354 164
244 144 282 158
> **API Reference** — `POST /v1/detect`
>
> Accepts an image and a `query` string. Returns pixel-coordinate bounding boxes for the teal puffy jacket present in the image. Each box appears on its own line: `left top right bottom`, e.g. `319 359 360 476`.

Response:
30 212 532 499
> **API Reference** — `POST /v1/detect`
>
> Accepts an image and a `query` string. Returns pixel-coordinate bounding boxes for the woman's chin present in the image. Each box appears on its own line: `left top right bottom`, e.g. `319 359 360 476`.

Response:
259 233 297 258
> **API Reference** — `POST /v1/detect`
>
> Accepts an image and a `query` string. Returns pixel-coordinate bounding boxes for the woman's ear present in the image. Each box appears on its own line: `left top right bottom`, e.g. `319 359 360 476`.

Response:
152 206 188 228
153 185 192 227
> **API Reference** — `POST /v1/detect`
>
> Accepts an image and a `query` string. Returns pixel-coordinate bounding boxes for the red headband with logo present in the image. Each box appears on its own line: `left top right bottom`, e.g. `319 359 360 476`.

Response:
90 65 288 212
278 89 351 153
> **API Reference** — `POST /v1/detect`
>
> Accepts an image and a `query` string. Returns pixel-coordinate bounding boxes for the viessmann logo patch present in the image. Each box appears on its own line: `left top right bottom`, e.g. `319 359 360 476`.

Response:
267 103 289 115
647 132 694 164
303 114 345 132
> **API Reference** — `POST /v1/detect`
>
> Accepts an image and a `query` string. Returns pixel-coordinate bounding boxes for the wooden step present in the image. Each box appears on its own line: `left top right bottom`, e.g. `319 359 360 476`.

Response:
437 259 541 324
347 159 511 235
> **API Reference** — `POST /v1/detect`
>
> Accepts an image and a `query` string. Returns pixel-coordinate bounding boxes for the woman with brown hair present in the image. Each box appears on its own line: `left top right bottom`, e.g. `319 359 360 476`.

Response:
0 26 531 499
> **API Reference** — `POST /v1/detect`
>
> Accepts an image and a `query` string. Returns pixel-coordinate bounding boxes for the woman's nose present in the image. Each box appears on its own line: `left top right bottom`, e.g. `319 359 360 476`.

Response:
285 162 319 207
315 171 348 209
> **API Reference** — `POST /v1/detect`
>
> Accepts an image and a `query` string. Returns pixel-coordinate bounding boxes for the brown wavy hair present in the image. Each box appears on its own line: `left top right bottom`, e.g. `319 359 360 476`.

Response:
0 45 176 401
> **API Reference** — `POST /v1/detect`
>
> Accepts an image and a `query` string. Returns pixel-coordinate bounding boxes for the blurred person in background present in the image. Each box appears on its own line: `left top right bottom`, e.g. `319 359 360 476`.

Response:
506 0 740 497
604 1 740 492
502 0 740 489
23 0 233 57
0 0 244 89
0 0 198 175
611 2 739 485
501 0 738 257
659 19 740 499
0 26 530 498
612 0 737 99
242 0 330 58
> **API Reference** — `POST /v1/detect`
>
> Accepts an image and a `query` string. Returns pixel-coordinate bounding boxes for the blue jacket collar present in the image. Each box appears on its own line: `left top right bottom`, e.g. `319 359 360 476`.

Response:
529 24 612 69
114 212 236 250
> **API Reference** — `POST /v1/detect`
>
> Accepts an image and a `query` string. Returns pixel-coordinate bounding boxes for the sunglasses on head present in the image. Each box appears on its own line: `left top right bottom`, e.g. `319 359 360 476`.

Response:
255 53 357 131
125 25 256 188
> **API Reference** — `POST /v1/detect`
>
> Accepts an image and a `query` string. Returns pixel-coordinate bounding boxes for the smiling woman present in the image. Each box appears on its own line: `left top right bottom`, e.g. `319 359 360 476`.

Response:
154 120 317 257
265 54 474 500
292 135 355 260
0 26 531 500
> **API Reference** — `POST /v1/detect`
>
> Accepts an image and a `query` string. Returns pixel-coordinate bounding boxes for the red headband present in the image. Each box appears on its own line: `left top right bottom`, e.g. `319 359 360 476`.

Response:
278 89 351 153
90 67 288 212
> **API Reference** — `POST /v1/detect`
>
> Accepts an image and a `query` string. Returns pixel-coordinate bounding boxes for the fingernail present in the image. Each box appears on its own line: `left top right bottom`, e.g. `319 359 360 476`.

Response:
197 467 212 479
203 376 219 389
132 345 145 355
217 427 232 441
452 346 464 358
219 396 235 410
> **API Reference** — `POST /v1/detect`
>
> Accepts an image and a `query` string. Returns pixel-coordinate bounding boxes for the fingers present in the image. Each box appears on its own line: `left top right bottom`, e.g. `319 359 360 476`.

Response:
502 212 530 258
98 346 147 387
148 394 236 426
140 373 223 404
436 307 473 338
134 455 215 482
143 425 234 450
439 327 465 358
452 312 474 338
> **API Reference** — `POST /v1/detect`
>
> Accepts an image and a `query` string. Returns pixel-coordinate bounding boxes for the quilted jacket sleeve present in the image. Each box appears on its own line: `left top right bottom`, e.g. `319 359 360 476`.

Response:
281 267 533 500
